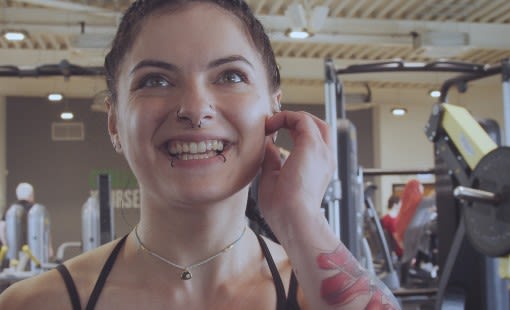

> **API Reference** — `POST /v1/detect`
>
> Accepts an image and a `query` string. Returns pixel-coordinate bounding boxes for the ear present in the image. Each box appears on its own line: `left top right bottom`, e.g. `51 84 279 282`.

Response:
105 96 122 153
270 90 282 143
272 90 282 113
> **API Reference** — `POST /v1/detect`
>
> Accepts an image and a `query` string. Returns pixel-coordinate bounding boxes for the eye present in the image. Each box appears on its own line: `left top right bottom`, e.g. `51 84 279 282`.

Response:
217 71 246 84
138 75 171 88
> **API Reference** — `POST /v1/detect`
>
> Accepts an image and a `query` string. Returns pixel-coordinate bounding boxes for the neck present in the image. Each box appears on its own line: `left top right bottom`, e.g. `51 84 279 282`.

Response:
134 188 250 272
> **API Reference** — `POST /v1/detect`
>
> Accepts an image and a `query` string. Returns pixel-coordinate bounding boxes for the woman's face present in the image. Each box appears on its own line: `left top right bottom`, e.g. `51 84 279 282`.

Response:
109 3 279 206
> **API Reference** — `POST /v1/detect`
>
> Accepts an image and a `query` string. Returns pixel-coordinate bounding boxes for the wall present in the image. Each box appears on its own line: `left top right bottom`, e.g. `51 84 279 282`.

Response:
6 97 136 256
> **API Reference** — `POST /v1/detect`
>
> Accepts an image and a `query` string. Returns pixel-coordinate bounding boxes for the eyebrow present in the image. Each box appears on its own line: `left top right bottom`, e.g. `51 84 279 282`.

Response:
129 60 179 76
207 55 254 69
129 55 254 76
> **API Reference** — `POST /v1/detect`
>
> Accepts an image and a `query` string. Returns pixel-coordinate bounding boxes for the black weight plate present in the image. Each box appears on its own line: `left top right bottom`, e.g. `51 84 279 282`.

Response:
463 147 510 257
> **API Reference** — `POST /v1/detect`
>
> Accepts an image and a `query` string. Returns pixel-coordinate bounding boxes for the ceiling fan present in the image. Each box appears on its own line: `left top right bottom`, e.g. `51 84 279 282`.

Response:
284 1 329 39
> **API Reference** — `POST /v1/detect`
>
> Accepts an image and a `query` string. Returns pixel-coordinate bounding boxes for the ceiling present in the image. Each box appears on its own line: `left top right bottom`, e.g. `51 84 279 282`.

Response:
1 0 510 92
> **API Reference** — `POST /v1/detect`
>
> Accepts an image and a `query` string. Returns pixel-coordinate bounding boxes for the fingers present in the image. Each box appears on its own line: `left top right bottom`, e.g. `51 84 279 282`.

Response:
261 142 282 173
265 111 331 147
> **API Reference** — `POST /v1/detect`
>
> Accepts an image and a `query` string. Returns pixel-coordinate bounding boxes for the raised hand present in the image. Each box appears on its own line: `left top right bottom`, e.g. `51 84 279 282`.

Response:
257 110 335 232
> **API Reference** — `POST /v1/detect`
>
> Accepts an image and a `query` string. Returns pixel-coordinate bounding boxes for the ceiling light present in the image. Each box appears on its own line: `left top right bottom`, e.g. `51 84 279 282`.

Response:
48 93 64 102
391 108 407 116
285 28 312 39
429 90 441 98
60 111 74 120
3 31 26 41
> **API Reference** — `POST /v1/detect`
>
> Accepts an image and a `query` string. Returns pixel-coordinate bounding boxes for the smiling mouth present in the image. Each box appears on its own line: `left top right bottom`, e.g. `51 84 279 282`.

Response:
166 139 227 161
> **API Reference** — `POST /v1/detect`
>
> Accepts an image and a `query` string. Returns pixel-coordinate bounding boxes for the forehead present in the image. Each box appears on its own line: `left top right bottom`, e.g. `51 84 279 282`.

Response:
124 2 262 72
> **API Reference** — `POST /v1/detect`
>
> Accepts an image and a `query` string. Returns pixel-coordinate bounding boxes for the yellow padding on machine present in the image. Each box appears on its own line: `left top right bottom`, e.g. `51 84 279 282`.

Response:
441 103 497 170
21 244 41 268
499 256 510 279
0 245 7 262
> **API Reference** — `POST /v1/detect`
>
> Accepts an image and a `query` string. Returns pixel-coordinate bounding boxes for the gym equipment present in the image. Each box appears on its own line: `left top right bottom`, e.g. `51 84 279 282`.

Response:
27 203 51 272
98 174 115 244
327 57 510 309
21 245 41 270
426 100 510 310
324 59 365 261
364 183 400 290
82 194 101 252
5 204 26 261
4 202 51 272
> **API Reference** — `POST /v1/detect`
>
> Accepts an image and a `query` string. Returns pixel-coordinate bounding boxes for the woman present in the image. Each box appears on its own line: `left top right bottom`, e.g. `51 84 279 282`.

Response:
0 1 399 309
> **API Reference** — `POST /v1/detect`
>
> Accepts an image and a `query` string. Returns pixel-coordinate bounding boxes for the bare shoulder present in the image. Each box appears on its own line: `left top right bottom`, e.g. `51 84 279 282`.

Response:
0 268 68 309
0 239 121 310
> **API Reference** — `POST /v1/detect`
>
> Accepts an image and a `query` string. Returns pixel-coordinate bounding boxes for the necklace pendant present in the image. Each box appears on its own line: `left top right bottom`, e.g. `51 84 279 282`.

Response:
181 270 192 280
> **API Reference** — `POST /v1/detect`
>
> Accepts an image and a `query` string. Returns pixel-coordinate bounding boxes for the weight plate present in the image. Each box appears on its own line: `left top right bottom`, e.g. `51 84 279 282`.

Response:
463 147 510 257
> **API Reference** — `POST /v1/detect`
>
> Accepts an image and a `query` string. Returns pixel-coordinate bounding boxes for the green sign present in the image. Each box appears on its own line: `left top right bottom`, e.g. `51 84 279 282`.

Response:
88 168 138 190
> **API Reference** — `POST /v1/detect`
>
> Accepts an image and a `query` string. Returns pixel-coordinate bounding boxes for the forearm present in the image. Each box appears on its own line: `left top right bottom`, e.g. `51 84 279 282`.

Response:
273 208 401 310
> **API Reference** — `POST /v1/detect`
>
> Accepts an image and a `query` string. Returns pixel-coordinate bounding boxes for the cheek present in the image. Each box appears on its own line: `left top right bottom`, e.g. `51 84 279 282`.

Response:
235 97 271 137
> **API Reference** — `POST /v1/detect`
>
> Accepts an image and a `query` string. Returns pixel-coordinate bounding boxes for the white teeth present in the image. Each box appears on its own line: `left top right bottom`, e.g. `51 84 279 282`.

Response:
198 141 206 153
173 150 217 161
168 139 226 156
182 143 189 153
189 142 197 153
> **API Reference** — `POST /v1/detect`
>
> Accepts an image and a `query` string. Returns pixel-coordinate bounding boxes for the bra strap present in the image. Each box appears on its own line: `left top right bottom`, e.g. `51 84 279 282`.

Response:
56 264 82 310
256 234 286 310
85 234 128 310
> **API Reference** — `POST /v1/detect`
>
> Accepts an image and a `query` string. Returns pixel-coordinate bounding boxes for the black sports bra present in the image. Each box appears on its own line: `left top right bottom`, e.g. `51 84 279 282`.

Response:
56 234 301 310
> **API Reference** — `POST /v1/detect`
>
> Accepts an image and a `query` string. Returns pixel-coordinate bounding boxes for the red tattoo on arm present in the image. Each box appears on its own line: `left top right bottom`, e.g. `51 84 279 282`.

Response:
317 244 400 309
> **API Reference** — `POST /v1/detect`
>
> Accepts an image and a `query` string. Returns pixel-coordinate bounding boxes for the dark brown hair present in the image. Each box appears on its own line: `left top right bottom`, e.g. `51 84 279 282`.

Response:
104 0 280 102
387 194 400 210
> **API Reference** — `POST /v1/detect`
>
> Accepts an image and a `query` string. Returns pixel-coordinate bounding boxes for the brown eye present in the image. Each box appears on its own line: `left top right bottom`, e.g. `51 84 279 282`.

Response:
217 71 245 84
140 75 171 88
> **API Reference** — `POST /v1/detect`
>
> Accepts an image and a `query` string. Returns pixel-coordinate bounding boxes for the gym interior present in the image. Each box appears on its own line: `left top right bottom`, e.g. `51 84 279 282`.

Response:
1 1 510 309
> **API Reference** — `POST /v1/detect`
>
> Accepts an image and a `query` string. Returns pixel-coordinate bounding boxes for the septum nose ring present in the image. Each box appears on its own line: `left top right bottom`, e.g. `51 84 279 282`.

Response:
176 110 202 128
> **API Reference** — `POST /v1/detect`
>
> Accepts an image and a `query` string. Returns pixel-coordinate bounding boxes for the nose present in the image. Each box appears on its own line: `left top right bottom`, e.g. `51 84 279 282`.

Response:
176 83 215 128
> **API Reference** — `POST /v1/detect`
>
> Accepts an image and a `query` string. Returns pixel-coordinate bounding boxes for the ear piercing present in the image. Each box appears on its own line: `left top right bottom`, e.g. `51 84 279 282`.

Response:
112 139 122 152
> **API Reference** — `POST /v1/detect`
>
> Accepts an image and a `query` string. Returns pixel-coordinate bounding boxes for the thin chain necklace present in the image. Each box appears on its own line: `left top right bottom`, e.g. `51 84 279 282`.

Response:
134 224 247 280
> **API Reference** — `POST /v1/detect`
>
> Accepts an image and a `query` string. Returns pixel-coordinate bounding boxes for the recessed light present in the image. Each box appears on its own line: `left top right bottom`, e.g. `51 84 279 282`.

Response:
391 108 407 116
429 90 441 98
3 31 26 41
285 29 312 39
48 93 64 102
60 111 74 120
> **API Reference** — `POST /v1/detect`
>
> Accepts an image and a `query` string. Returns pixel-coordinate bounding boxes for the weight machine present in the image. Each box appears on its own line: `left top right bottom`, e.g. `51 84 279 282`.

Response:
323 58 510 309
425 62 510 310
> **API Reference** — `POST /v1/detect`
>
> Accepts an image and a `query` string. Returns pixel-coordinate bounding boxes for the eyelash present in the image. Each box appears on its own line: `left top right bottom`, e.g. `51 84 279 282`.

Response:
216 70 248 85
135 70 248 90
137 74 172 89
